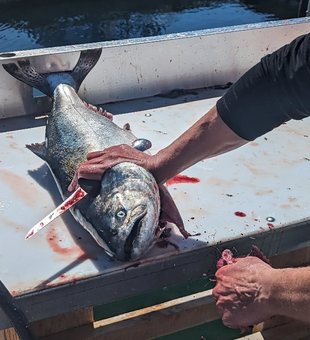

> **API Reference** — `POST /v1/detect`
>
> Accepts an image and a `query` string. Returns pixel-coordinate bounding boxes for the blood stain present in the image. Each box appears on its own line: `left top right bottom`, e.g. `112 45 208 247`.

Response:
26 230 34 239
234 211 246 217
0 169 40 207
46 230 85 258
259 227 264 230
58 188 85 212
254 219 258 221
267 223 274 228
166 174 200 186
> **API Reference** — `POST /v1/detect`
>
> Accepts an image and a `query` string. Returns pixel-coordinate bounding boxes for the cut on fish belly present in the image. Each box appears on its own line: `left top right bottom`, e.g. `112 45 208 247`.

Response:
3 49 188 262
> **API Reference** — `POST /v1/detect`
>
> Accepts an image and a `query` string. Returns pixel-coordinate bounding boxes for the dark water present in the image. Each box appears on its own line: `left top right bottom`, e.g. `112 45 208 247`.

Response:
0 0 301 52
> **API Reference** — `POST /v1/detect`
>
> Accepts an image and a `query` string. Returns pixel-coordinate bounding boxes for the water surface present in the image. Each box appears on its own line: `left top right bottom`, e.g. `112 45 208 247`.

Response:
0 0 301 52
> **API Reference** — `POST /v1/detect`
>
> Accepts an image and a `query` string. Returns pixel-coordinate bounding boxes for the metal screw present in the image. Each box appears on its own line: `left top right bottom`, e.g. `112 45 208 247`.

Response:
266 217 275 222
145 113 152 117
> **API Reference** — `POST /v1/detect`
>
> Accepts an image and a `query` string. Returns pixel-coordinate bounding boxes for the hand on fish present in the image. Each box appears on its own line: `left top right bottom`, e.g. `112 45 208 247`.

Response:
213 249 275 330
68 145 192 239
68 144 156 190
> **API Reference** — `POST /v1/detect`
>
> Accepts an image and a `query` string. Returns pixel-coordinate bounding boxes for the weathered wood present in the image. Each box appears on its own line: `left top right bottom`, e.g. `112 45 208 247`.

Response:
261 321 310 340
236 333 265 340
253 315 293 333
0 329 19 340
3 246 310 340
0 308 93 340
41 289 218 340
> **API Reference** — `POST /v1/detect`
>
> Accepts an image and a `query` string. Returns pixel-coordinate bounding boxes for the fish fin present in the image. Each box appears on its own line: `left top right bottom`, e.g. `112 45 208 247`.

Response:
3 48 102 96
3 62 51 96
26 142 47 161
71 48 102 91
131 138 152 152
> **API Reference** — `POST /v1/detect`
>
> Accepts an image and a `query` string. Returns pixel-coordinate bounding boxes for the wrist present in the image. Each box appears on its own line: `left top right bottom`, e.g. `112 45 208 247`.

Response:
256 267 281 317
265 268 291 317
148 150 167 185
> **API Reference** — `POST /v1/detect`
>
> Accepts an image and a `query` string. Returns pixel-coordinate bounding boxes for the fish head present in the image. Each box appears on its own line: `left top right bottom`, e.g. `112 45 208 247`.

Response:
89 163 161 262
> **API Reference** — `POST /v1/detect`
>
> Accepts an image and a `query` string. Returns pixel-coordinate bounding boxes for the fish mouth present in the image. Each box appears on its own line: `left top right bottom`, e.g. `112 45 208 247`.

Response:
124 210 147 261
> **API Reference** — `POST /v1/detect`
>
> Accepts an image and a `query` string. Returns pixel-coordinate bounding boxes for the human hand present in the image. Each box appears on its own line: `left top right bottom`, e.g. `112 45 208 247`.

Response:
212 256 276 329
68 144 157 192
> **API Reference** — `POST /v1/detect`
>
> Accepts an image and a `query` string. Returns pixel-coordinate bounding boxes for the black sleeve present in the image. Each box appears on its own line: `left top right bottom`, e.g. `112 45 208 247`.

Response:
216 33 310 141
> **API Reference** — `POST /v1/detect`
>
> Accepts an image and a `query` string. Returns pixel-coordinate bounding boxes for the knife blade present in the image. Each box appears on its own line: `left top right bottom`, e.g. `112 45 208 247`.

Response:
25 187 87 240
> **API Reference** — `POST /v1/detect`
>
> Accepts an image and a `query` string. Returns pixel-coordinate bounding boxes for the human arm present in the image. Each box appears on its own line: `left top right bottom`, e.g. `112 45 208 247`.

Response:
69 32 310 191
212 257 310 329
68 105 246 191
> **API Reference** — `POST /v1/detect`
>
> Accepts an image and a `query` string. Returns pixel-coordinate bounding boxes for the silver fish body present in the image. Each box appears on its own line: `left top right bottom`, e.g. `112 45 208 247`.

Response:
3 50 161 262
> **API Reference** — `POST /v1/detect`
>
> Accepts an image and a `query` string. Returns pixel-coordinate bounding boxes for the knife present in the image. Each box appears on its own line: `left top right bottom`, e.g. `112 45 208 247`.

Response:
25 138 152 240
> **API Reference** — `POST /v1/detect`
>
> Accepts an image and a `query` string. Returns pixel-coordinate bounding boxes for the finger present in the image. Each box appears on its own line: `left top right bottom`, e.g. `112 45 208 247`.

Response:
212 287 220 301
87 150 106 160
158 185 189 239
222 314 240 329
68 171 79 192
215 301 225 317
78 163 106 181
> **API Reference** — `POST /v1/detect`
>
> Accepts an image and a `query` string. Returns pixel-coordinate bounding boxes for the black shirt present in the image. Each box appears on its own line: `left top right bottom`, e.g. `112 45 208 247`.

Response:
217 33 310 141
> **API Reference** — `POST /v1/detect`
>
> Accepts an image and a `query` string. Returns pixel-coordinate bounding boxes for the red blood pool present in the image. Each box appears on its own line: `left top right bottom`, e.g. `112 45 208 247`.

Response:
267 223 274 228
166 174 200 186
234 211 246 217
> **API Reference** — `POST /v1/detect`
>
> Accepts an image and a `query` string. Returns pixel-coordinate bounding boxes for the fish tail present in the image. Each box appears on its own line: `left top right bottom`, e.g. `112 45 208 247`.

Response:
2 48 102 97
70 49 102 92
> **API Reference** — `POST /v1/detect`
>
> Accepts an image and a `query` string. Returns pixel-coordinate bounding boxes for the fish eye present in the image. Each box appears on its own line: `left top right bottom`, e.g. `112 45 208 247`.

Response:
116 208 127 221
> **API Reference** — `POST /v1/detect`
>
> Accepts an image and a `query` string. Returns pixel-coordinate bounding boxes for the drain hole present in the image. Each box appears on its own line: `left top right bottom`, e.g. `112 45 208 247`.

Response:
0 53 16 58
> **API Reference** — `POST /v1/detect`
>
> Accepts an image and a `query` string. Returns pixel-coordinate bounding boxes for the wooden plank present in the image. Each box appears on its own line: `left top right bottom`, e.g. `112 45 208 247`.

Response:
0 308 93 340
262 321 310 340
253 315 293 333
236 333 265 340
41 289 219 340
3 246 310 340
0 329 19 340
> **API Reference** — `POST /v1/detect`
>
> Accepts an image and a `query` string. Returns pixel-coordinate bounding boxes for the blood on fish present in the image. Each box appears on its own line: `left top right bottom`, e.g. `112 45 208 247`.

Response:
234 211 246 217
267 223 274 228
166 174 200 186
259 227 264 230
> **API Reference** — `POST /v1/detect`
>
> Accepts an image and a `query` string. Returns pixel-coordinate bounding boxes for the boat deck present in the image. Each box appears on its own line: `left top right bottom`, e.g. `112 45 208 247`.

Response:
1 86 310 328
